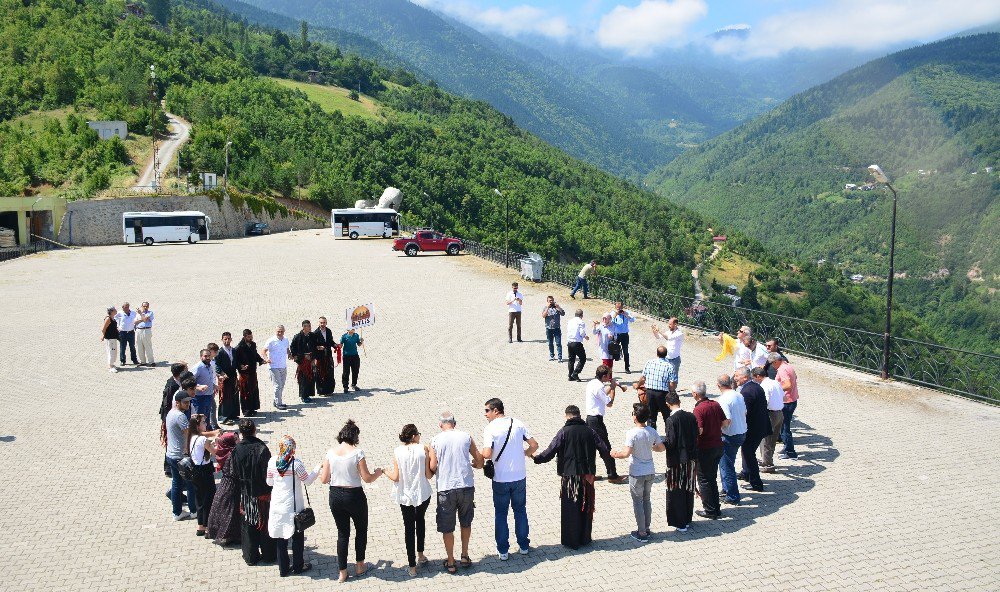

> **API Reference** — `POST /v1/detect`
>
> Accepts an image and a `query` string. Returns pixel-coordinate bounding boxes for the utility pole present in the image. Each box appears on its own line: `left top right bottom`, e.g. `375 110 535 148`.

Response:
868 165 898 380
494 188 509 268
149 65 159 191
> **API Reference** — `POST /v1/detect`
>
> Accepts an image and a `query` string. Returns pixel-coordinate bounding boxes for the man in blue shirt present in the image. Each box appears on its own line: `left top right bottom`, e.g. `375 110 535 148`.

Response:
191 349 217 428
640 345 676 432
610 302 636 373
340 327 364 393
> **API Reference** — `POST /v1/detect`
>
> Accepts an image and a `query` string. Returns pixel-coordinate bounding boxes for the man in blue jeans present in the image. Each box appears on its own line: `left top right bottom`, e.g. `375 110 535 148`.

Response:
570 260 596 299
165 391 197 520
482 398 539 560
715 374 747 506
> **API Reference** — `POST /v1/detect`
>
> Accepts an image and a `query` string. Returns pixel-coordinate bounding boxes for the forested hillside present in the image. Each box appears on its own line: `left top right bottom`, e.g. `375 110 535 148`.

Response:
231 0 709 179
649 34 1000 352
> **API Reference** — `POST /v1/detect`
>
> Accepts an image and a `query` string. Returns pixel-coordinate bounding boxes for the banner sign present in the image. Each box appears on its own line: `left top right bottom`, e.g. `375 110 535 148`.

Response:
346 303 375 328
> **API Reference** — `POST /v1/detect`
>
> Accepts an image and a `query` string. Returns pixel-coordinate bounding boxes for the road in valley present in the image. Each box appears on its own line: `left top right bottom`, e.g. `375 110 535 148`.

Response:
132 111 190 191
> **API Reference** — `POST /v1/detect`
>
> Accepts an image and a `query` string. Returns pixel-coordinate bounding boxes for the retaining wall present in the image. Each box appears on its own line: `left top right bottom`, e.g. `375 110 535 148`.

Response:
56 194 327 246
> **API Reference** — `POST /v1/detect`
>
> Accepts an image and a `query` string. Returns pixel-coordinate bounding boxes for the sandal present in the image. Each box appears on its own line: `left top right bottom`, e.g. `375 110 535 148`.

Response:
355 562 373 578
443 559 457 574
418 556 429 566
460 555 472 568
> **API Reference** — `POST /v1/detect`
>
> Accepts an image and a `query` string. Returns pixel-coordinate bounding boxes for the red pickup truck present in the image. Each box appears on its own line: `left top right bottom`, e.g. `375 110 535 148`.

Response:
392 230 464 256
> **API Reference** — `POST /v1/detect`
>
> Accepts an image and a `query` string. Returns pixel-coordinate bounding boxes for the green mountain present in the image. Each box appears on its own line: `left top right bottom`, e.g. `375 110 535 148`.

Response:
232 0 725 179
649 33 1000 352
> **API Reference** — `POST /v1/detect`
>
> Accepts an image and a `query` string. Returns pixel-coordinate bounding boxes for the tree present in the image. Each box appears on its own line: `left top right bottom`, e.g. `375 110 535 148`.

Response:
740 276 761 310
148 0 170 27
300 20 308 48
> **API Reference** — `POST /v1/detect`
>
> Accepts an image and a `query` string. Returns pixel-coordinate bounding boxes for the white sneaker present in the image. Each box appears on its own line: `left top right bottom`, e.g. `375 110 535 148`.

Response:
173 510 192 521
518 547 529 555
498 552 509 561
109 367 118 373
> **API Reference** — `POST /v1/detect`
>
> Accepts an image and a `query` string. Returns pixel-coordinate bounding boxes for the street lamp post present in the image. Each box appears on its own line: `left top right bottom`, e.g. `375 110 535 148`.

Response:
494 188 509 267
224 140 233 195
868 164 898 380
29 197 43 245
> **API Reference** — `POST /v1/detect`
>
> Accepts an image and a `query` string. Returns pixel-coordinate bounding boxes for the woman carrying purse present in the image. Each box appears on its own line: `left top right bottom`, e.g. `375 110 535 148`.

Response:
265 435 320 577
188 414 220 537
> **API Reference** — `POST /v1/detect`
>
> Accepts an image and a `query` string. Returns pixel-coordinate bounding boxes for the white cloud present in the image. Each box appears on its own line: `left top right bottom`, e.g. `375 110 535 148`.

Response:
712 0 1000 58
411 0 572 40
595 0 709 56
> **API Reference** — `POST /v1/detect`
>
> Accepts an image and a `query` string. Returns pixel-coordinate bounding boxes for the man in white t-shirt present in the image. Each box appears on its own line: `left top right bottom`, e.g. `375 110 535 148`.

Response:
565 309 589 381
505 282 524 343
262 325 291 410
652 317 684 390
429 411 483 572
482 397 538 560
585 365 627 484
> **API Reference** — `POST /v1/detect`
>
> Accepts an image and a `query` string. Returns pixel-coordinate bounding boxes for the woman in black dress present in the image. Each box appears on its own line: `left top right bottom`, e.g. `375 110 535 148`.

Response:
206 432 241 545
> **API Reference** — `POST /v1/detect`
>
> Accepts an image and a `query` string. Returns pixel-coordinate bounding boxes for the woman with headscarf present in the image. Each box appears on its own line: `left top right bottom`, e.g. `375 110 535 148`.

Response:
265 435 320 577
206 431 241 545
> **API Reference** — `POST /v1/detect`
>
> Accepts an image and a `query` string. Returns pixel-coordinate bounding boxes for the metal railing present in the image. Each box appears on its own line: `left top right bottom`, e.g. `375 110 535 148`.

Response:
429 228 998 405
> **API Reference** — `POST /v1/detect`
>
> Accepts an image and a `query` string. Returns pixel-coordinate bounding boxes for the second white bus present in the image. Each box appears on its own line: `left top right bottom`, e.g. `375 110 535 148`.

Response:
331 208 400 239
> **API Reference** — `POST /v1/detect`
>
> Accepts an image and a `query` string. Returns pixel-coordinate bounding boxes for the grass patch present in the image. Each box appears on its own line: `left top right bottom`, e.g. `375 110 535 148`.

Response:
269 78 383 120
703 250 759 291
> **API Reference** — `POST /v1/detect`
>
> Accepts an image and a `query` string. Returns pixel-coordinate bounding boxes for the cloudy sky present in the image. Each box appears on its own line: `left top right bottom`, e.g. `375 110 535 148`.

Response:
410 0 1000 57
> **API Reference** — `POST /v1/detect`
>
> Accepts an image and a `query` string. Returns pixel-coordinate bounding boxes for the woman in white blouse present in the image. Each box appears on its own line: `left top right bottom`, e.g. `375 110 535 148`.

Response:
384 424 433 576
266 435 319 577
318 419 383 583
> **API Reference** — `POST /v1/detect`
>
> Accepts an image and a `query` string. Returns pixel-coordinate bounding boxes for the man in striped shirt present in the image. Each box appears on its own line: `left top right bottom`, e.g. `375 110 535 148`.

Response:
641 345 675 432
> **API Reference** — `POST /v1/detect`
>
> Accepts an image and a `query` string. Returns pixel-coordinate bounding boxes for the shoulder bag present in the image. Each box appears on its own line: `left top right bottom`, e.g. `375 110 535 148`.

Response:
483 419 514 480
292 460 316 533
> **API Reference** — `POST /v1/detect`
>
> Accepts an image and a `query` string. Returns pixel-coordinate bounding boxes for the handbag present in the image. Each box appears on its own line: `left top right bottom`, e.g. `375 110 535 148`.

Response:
177 435 206 481
291 460 316 533
608 335 622 360
483 419 514 480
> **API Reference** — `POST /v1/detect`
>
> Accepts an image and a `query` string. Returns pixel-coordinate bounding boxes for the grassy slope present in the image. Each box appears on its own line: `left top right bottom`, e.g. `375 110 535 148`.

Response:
268 78 383 120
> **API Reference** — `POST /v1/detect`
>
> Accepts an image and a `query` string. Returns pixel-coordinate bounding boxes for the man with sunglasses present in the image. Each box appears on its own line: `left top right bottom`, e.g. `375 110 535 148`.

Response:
482 398 538 560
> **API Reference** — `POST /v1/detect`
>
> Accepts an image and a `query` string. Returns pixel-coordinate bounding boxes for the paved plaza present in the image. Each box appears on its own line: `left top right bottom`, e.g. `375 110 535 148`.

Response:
0 231 998 591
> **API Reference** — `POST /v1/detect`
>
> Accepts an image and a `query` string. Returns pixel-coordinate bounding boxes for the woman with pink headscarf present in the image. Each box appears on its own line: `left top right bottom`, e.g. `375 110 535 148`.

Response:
266 435 320 577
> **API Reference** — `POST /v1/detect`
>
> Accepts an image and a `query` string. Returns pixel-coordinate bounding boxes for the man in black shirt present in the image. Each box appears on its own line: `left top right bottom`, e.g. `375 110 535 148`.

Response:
231 419 275 565
735 368 772 492
764 339 789 379
312 316 337 395
234 329 265 416
290 320 317 402
216 332 239 425
532 405 608 549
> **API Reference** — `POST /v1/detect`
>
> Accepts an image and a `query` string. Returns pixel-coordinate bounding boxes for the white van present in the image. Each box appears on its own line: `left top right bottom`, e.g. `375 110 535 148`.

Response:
331 208 400 239
123 211 211 245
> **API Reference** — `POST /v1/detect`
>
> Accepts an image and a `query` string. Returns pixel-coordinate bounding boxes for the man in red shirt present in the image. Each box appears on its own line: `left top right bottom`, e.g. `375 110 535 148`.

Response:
691 380 726 519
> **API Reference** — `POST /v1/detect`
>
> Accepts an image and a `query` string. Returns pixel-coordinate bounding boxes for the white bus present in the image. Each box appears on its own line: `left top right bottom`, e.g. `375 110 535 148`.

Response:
123 211 211 246
331 208 400 239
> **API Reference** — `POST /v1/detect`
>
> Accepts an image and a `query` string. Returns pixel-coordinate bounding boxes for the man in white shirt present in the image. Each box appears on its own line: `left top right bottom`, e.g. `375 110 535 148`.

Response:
752 367 785 473
585 365 627 484
570 260 596 299
262 325 291 410
565 309 589 381
114 301 139 366
716 374 747 506
738 336 768 371
482 398 538 560
135 301 155 367
652 317 684 390
505 282 524 343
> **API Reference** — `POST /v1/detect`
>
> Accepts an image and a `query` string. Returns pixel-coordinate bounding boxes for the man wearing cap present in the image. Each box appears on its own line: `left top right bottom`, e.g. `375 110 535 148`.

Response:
505 282 524 343
165 389 197 520
340 326 364 392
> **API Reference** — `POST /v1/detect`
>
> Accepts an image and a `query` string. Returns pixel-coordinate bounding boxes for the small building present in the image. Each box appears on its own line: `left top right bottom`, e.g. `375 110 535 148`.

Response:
87 121 128 140
851 274 864 283
844 184 857 191
712 235 727 242
200 172 218 190
306 70 321 83
986 167 995 174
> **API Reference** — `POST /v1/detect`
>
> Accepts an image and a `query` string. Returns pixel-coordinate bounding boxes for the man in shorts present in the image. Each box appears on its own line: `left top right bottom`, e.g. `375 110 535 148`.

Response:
429 411 483 572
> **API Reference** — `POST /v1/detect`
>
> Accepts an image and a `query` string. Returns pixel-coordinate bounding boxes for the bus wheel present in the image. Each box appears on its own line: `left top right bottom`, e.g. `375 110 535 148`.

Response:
143 237 154 246
349 231 360 240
